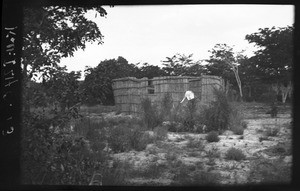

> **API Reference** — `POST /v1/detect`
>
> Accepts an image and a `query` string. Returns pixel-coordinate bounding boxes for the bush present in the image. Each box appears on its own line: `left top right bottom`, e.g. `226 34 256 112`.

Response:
229 105 245 135
264 126 280 137
172 163 220 185
186 137 205 150
21 112 106 185
242 121 248 129
165 152 178 162
153 125 168 141
102 159 130 185
141 98 162 130
128 125 153 151
206 146 221 158
182 99 198 131
248 158 291 184
202 88 231 132
107 123 152 153
107 125 130 153
225 147 246 161
258 90 277 104
206 131 220 142
160 93 173 121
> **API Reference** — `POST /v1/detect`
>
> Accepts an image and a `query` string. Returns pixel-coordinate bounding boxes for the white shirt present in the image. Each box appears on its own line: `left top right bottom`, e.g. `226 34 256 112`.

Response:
180 90 195 103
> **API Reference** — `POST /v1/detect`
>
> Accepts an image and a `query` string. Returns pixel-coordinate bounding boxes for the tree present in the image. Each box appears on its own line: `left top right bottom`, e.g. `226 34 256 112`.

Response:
162 53 204 76
206 44 245 100
137 63 167 79
245 26 293 103
22 5 107 111
42 66 82 112
82 56 139 105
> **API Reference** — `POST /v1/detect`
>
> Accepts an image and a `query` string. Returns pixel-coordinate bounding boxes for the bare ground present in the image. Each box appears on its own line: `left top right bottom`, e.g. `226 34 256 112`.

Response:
109 102 293 185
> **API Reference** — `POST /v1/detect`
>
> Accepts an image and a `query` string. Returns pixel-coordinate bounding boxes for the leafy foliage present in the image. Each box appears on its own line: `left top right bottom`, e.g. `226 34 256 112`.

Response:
153 125 168 141
248 158 291 184
264 126 280 137
22 6 107 111
160 93 173 121
186 137 205 149
23 6 106 77
202 88 231 131
107 122 153 153
205 131 220 143
137 63 167 78
245 26 293 83
182 99 198 131
82 57 139 105
172 163 220 185
141 98 162 130
229 104 245 135
21 111 106 185
42 66 82 111
162 53 204 76
225 147 246 161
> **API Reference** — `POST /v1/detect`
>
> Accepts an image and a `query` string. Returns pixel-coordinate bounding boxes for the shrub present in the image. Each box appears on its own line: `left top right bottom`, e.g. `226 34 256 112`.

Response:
202 88 231 132
172 163 220 186
128 125 153 151
242 121 248 129
165 151 178 162
21 112 107 185
186 137 205 150
248 158 291 184
258 90 277 104
225 147 246 161
182 99 198 131
141 98 162 129
263 143 291 156
206 146 221 158
229 106 245 135
172 163 192 185
206 131 220 142
74 117 107 151
107 125 130 153
264 126 280 137
107 123 152 153
153 125 168 141
102 159 130 185
191 170 220 185
160 93 173 121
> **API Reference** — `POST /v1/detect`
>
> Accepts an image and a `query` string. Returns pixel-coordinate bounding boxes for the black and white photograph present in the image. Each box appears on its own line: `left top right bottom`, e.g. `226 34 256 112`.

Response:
1 1 295 188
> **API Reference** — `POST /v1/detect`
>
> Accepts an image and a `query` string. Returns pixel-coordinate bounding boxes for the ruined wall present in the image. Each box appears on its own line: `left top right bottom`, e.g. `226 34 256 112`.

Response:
112 75 224 115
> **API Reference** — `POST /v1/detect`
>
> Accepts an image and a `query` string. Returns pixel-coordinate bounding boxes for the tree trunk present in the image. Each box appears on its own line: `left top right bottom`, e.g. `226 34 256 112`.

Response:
280 82 292 104
232 66 243 100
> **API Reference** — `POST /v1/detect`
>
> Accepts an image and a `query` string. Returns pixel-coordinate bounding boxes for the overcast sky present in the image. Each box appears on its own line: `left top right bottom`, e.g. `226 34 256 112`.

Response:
59 4 294 79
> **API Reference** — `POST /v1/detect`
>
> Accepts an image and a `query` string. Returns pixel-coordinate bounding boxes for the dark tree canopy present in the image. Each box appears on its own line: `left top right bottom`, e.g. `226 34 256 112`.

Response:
22 5 107 111
245 26 293 84
82 56 139 105
22 5 107 79
162 53 204 76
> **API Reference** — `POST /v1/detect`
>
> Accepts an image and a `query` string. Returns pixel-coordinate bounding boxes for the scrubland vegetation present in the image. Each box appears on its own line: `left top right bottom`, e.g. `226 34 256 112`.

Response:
22 89 292 185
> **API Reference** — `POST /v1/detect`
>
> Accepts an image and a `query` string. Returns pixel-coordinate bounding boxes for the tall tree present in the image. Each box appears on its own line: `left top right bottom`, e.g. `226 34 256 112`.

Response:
82 56 138 105
137 63 167 79
245 26 293 103
43 66 82 112
206 44 245 100
162 53 203 76
22 5 107 111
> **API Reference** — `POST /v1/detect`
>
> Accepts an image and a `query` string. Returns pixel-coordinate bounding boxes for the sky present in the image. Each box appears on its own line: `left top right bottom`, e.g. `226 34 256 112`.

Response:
59 5 294 80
